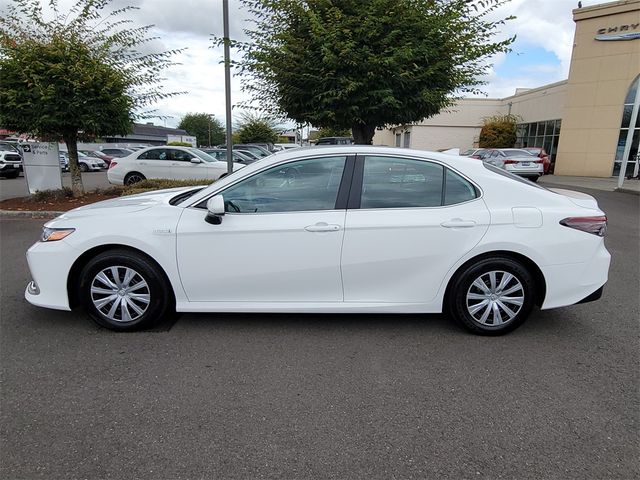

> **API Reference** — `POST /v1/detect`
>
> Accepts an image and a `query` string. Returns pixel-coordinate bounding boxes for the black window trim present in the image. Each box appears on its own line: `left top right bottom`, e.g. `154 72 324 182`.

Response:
346 153 482 210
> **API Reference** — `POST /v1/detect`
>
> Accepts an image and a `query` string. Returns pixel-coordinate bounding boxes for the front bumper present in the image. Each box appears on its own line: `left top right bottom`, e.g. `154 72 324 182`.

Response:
25 240 76 311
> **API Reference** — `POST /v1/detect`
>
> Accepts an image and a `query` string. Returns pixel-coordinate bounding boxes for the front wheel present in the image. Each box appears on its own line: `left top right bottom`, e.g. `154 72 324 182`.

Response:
80 163 89 172
447 257 536 335
79 249 174 331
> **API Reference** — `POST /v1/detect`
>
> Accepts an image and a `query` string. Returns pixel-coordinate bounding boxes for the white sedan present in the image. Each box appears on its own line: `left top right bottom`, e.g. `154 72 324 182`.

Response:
26 146 610 335
107 146 244 185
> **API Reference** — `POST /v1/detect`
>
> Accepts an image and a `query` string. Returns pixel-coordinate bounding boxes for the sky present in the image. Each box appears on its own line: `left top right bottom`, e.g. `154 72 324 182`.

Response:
0 0 605 129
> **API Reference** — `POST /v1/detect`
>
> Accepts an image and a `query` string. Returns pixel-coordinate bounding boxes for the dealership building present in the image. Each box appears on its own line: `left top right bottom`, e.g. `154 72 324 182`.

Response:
373 0 640 178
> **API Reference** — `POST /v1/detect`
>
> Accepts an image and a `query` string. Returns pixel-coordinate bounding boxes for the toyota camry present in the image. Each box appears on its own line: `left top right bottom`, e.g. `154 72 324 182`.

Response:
25 146 610 335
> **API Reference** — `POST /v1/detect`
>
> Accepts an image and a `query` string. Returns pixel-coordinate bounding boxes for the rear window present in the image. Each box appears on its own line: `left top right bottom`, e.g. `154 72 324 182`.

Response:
483 163 546 190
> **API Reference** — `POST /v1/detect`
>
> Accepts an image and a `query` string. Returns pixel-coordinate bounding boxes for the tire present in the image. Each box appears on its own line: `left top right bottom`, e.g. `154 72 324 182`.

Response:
447 257 536 335
124 172 146 185
79 249 174 331
4 171 19 179
80 163 89 172
529 176 539 183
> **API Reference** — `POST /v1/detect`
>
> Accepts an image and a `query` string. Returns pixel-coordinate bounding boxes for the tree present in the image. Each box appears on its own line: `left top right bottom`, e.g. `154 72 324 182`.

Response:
0 0 182 196
228 0 514 144
235 112 279 144
317 127 352 139
178 113 225 147
479 114 519 148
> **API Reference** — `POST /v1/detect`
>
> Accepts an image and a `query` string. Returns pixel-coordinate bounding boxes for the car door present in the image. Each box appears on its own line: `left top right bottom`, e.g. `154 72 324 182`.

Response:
136 148 171 179
167 148 203 180
176 155 353 303
341 154 490 304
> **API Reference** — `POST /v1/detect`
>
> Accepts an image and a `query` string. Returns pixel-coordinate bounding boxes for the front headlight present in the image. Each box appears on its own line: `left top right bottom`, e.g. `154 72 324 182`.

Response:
41 227 75 242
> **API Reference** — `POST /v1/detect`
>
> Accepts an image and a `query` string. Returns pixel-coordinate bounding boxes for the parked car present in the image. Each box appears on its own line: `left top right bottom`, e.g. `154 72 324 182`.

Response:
99 147 135 158
59 151 106 172
218 144 272 158
478 149 543 181
460 148 486 159
275 143 300 150
107 146 245 185
523 147 552 174
59 150 107 172
26 146 609 335
315 136 353 145
0 144 22 178
202 149 259 165
80 149 114 166
235 149 261 161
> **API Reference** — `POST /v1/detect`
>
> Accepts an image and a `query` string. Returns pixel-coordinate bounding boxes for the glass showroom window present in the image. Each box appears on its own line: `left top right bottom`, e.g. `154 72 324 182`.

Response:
515 119 561 165
613 75 640 177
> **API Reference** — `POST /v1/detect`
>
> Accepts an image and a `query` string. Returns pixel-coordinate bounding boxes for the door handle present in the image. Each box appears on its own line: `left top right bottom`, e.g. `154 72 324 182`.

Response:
441 219 476 228
304 222 341 232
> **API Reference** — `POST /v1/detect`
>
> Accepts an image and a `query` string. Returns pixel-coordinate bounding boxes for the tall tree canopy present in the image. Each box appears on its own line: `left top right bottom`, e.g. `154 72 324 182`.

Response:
0 0 182 195
178 113 225 147
230 0 514 144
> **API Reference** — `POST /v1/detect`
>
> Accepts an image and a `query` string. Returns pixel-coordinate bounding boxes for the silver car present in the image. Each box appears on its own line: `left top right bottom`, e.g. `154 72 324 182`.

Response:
479 149 544 181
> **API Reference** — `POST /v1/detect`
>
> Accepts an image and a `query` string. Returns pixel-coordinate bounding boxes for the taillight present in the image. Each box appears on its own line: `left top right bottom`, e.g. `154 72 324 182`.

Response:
108 161 118 169
533 159 543 164
503 159 517 165
560 216 607 236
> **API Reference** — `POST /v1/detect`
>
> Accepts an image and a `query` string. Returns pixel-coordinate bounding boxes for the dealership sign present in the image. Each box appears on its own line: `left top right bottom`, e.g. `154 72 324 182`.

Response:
21 142 62 194
595 23 640 41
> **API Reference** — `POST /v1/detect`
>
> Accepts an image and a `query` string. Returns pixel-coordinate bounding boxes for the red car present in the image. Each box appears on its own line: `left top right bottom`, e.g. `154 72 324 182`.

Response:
523 147 551 174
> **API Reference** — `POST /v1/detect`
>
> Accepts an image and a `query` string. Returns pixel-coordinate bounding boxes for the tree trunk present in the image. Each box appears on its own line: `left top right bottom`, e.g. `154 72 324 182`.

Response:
351 123 376 145
63 132 84 197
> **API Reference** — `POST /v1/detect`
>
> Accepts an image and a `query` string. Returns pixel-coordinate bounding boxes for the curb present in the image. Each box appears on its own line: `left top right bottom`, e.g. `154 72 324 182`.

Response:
0 209 65 219
615 187 640 196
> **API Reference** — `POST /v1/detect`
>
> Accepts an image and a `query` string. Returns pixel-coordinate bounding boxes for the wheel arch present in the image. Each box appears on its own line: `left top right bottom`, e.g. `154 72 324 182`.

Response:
67 244 176 309
443 250 547 308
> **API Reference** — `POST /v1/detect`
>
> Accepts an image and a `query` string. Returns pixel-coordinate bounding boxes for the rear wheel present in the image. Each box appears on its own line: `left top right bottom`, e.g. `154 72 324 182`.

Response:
79 249 174 331
447 257 536 335
529 176 539 182
124 172 146 185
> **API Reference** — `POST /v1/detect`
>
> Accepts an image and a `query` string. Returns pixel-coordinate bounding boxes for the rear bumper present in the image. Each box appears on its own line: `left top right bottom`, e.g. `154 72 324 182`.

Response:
540 241 610 309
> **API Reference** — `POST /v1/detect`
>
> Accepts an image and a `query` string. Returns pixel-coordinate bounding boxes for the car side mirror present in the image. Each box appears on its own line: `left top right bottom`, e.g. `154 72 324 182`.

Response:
190 157 202 164
205 194 225 225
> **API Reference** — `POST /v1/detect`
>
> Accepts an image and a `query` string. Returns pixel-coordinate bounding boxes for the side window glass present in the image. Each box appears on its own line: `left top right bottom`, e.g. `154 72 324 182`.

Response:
444 169 477 205
172 149 193 161
361 156 443 208
140 149 166 160
221 157 346 213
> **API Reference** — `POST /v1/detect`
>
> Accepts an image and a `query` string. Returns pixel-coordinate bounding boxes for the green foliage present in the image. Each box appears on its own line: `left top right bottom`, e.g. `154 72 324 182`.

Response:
121 178 213 196
223 0 514 144
31 187 74 202
479 114 519 148
178 113 225 147
235 112 279 144
167 141 193 147
0 0 183 195
317 127 352 139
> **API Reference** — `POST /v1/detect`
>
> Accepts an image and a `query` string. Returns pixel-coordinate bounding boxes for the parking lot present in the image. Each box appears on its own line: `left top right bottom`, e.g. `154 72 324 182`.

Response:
0 187 638 479
0 171 110 201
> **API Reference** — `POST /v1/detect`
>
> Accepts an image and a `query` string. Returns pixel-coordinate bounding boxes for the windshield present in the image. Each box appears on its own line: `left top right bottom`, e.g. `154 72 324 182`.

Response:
483 163 546 190
503 149 534 157
189 148 218 163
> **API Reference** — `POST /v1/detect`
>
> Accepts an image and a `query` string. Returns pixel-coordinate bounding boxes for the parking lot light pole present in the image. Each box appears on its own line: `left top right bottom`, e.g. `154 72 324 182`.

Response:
223 0 233 174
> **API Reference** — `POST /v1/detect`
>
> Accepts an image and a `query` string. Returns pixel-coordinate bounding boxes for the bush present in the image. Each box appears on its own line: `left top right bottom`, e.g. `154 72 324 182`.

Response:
121 178 213 196
32 187 74 202
479 114 519 148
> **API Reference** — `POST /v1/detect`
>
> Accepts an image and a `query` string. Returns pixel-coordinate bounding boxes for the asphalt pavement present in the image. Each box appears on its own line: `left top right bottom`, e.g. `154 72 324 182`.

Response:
0 188 638 479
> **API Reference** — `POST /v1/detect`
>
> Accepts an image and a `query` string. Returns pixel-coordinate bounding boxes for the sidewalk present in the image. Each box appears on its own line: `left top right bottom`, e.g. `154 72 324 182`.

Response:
539 175 640 195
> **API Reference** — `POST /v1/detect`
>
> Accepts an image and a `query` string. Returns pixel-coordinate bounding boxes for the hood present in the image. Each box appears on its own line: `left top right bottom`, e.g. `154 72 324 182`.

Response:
549 188 599 210
52 186 202 221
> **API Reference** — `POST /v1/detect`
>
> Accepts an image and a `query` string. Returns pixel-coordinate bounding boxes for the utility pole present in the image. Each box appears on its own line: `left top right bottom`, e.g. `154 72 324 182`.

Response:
223 0 233 174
